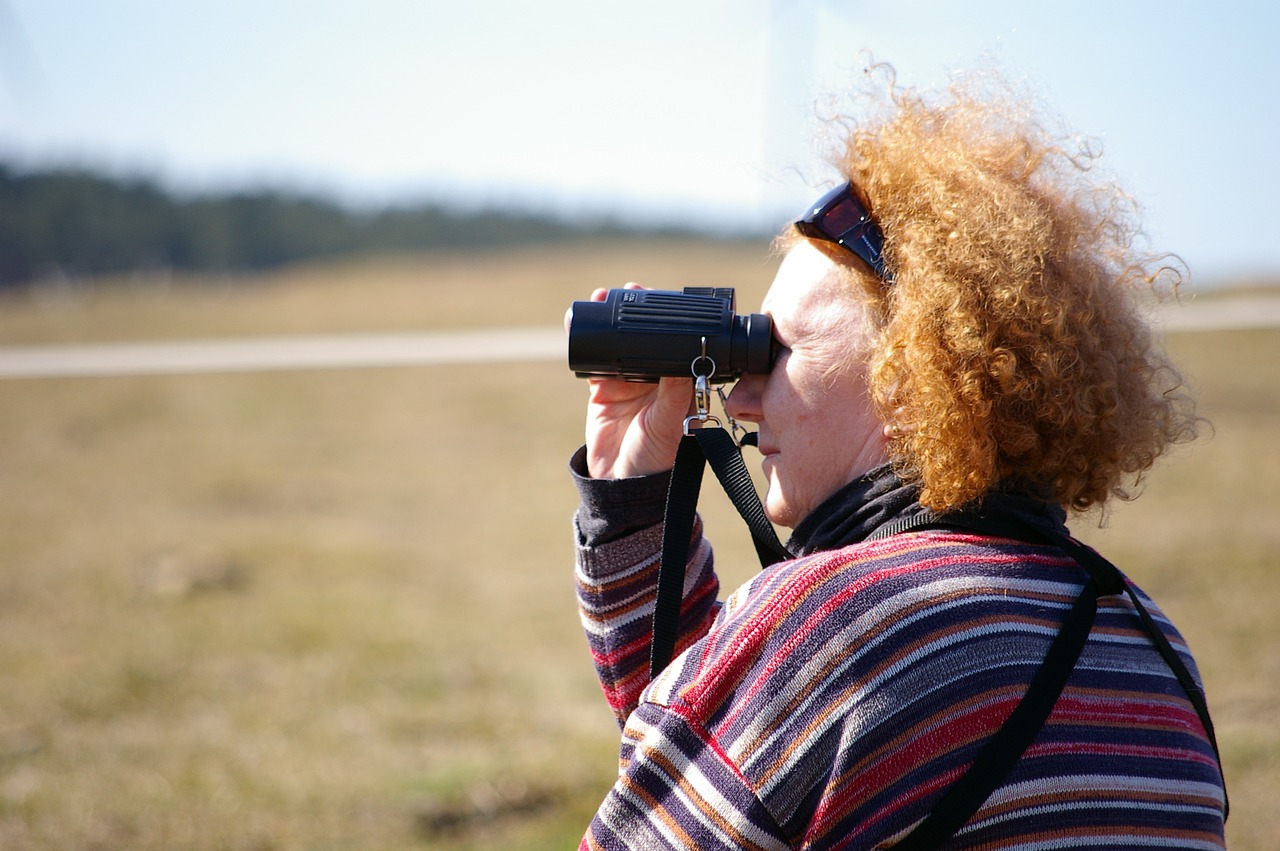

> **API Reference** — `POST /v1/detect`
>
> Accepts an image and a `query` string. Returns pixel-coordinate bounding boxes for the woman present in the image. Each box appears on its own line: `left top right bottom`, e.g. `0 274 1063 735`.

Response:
569 71 1225 849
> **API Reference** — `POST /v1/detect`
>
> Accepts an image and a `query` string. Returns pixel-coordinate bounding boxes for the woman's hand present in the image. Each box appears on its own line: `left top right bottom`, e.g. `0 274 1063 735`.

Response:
568 285 694 480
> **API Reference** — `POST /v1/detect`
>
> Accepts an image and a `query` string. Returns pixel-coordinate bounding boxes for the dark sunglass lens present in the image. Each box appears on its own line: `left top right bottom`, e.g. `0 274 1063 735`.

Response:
819 198 868 239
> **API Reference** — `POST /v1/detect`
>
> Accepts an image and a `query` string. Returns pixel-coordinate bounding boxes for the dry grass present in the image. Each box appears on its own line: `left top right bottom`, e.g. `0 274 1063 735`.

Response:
0 245 1275 848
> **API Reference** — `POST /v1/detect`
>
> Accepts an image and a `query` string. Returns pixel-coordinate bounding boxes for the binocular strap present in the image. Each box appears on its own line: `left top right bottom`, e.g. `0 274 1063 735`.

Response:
651 427 791 679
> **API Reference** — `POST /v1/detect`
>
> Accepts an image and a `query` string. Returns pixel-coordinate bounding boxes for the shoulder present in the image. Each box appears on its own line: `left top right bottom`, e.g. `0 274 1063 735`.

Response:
722 530 1079 642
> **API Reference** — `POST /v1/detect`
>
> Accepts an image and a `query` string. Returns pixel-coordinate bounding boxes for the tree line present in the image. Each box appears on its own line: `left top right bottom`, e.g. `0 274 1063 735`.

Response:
0 163 704 288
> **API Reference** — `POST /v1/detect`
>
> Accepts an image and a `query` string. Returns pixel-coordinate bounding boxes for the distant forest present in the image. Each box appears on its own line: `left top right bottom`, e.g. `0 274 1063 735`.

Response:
0 163 717 289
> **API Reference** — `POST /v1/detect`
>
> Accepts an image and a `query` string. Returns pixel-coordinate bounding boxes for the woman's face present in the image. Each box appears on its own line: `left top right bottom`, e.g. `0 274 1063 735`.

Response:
725 241 889 528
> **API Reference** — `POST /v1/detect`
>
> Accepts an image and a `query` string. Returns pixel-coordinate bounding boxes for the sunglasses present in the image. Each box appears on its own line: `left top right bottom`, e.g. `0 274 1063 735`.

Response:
794 181 890 280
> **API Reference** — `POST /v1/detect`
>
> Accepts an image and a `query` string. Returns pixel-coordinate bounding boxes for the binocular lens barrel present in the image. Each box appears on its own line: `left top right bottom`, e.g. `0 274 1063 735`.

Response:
568 287 776 383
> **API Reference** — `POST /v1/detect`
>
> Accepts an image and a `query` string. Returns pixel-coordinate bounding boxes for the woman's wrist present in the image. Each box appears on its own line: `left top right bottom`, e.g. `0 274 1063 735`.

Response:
570 445 671 547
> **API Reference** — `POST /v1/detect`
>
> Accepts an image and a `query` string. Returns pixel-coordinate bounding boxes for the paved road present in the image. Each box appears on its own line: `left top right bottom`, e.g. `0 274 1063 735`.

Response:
0 327 566 379
1 294 1278 380
1153 293 1280 333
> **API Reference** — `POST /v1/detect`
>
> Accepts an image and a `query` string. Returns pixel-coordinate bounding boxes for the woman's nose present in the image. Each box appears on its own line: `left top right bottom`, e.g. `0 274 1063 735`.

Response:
725 374 764 422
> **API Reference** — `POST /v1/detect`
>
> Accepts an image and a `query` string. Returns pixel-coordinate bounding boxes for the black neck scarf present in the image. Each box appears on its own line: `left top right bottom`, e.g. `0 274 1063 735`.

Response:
785 463 1070 557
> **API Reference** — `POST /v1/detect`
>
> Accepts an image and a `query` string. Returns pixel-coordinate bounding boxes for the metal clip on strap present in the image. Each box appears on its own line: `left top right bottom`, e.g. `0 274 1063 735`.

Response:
683 338 720 435
684 373 720 435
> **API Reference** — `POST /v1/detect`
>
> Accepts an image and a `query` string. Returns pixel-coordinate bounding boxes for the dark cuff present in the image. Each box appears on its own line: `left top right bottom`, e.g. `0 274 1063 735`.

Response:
570 445 670 547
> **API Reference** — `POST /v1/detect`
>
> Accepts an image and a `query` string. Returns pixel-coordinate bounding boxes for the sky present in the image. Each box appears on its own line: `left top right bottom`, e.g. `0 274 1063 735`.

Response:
1 0 1277 286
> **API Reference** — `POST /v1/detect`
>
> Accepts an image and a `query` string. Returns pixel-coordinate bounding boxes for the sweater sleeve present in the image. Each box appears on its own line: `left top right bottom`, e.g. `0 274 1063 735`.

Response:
580 702 790 851
571 447 721 727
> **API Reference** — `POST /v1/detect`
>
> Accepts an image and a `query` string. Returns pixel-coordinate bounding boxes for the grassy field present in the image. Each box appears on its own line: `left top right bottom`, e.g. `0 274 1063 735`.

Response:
0 243 1275 849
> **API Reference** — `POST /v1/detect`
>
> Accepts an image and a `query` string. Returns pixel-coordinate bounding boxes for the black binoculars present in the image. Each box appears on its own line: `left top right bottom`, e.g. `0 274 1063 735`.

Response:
567 287 776 384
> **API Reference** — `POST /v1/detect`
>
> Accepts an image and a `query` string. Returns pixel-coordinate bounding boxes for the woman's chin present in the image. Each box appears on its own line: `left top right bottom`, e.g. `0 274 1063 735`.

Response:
763 491 797 530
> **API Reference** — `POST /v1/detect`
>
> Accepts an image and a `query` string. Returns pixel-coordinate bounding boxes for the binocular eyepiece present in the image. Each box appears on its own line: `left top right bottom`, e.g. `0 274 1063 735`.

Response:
567 287 776 383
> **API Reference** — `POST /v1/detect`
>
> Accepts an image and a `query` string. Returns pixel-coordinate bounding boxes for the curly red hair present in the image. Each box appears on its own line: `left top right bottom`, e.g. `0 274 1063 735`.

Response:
799 65 1200 513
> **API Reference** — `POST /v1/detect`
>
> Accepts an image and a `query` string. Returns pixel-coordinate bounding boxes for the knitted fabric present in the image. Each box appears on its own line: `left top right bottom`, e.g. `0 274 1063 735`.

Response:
572 454 1226 849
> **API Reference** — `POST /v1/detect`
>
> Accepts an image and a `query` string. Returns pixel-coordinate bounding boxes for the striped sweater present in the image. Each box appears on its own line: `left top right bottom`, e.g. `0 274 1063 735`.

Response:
572 457 1226 849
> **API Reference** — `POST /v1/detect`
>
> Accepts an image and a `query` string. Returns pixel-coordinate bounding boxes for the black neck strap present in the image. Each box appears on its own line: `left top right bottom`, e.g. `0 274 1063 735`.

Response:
652 427 790 679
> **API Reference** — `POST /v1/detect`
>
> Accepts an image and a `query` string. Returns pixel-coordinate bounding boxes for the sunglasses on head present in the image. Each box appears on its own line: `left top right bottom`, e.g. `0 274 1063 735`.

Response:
794 181 890 281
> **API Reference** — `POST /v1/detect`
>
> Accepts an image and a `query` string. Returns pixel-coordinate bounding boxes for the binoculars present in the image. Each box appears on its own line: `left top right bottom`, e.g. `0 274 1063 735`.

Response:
567 287 776 384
